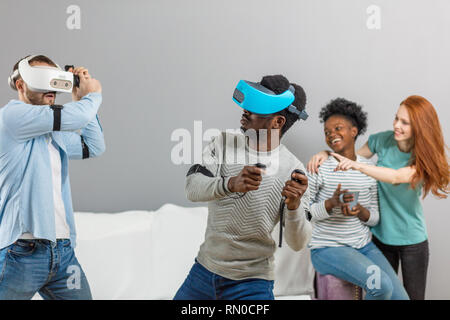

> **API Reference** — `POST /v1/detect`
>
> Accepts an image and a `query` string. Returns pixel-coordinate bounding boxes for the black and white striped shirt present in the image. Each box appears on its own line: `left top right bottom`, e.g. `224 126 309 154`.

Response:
307 155 379 250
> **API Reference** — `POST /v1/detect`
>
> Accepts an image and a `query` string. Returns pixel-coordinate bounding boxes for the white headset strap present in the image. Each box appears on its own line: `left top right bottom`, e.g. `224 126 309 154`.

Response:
8 54 61 89
24 54 61 69
9 69 19 79
9 55 38 85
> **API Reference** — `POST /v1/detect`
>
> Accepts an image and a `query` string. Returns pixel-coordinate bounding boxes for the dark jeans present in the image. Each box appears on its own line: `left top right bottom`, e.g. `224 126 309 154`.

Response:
372 236 429 300
174 260 274 300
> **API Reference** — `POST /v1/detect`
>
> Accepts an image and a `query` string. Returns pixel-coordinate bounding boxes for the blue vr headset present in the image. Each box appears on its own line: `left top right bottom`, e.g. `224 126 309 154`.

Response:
232 80 308 120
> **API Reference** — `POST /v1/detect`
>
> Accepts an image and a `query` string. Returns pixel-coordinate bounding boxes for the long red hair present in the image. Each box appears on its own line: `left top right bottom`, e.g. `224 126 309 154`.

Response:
400 95 450 198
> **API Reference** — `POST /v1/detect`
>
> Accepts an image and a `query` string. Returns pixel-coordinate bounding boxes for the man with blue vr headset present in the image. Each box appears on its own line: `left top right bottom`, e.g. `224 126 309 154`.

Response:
175 75 312 300
0 55 104 300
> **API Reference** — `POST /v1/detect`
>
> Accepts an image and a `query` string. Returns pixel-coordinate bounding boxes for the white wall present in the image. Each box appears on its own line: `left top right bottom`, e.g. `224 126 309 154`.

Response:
0 0 448 299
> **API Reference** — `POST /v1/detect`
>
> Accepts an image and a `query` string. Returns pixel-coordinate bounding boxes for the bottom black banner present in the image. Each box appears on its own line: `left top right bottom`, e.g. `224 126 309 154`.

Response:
0 300 446 319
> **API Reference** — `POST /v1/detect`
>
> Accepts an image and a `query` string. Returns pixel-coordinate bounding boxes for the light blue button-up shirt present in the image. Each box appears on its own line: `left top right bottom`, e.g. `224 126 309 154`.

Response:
0 92 105 249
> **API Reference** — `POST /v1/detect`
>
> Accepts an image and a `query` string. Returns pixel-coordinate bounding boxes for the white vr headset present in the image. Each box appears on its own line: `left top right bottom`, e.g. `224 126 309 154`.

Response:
8 55 76 94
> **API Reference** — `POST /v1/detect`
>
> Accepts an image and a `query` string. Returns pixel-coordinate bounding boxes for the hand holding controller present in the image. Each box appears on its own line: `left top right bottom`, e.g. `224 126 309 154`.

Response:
66 65 102 101
279 169 308 247
282 169 308 209
227 164 264 193
64 65 80 88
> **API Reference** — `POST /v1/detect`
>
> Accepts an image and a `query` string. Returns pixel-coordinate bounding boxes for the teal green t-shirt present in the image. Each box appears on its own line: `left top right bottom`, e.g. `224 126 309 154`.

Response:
368 130 427 245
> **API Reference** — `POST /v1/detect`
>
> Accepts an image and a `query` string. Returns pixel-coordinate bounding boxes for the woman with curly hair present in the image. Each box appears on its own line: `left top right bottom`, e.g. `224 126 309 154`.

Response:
308 95 450 300
307 98 409 299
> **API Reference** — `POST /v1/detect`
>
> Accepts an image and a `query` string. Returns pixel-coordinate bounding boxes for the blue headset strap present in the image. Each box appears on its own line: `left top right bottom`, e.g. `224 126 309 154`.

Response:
286 85 308 120
233 80 295 115
287 105 309 120
233 80 308 120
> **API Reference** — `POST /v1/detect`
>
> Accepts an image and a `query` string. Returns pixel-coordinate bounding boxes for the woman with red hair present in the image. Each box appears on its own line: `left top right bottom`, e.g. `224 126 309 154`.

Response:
307 95 449 299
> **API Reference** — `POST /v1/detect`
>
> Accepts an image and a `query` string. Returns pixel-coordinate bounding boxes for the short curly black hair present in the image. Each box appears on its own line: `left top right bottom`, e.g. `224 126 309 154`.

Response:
260 74 307 137
319 98 368 138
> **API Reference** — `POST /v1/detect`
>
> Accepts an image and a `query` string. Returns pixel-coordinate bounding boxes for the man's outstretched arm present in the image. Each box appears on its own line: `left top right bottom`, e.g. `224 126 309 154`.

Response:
60 114 105 159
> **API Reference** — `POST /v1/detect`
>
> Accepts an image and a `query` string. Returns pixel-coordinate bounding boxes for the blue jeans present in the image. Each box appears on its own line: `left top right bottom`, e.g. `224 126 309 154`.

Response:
174 260 274 300
0 239 92 300
311 241 409 300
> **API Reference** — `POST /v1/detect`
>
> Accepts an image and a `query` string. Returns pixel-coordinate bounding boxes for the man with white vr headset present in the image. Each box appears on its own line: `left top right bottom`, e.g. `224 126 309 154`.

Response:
174 75 312 300
0 55 104 300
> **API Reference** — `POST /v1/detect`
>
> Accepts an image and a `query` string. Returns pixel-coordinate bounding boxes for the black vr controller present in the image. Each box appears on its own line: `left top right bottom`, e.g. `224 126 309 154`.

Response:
279 168 306 247
64 65 80 88
255 163 267 170
291 169 305 183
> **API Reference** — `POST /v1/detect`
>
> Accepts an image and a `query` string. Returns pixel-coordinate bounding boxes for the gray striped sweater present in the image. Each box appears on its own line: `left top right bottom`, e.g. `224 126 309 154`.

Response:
185 132 312 281
307 155 379 250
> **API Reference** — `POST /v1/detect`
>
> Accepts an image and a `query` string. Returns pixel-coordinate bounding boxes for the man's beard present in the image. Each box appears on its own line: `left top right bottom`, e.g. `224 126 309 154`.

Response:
25 90 47 105
25 90 55 105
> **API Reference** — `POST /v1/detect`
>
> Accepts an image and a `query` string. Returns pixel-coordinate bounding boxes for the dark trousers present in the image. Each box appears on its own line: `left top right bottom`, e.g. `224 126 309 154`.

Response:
174 260 274 300
372 236 429 300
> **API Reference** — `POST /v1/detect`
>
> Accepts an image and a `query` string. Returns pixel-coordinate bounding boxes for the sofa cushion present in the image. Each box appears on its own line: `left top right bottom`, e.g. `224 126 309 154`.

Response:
71 204 313 299
75 210 155 299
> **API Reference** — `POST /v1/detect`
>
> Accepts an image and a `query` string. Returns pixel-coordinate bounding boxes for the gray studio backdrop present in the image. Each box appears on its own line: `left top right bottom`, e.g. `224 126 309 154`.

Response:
1 0 449 299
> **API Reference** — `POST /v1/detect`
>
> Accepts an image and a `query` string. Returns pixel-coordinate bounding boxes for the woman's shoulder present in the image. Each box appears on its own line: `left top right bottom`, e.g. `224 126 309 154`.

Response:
368 130 396 153
370 130 394 142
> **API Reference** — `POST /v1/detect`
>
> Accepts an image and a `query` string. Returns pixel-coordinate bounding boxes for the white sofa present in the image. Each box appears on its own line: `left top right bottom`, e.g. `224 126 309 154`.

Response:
36 204 315 300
